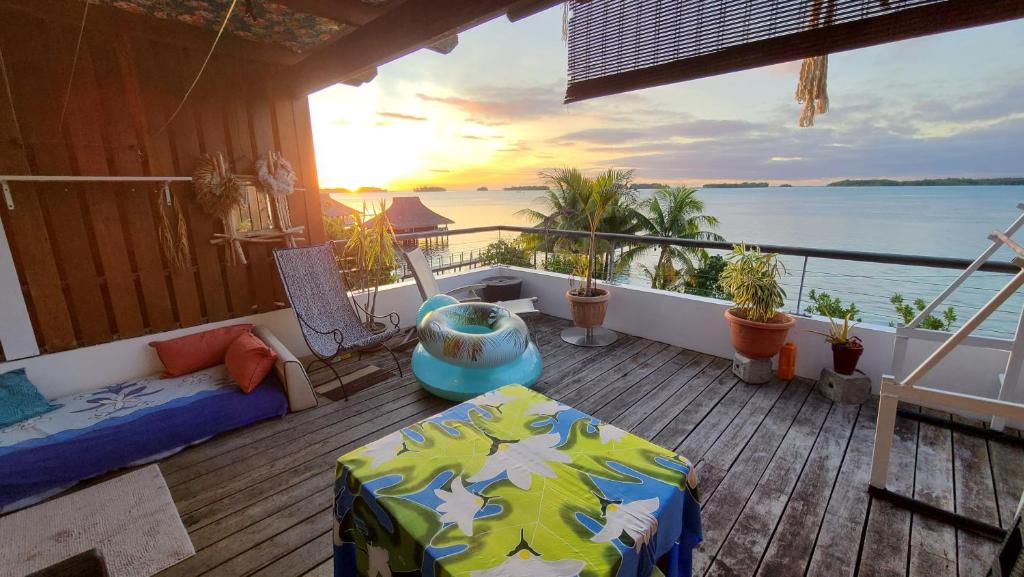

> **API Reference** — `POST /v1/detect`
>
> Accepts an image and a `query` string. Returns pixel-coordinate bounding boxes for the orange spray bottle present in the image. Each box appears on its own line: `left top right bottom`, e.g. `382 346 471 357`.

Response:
777 342 797 380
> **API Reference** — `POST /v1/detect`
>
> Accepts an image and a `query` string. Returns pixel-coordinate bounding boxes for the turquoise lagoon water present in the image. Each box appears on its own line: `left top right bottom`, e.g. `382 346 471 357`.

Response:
334 186 1024 336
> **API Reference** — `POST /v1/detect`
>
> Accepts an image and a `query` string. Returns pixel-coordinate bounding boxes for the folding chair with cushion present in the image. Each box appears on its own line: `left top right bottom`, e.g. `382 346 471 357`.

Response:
401 247 538 315
273 243 403 400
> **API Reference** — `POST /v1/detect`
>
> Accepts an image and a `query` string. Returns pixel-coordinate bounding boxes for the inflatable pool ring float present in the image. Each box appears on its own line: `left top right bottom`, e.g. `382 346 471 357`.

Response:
412 298 542 401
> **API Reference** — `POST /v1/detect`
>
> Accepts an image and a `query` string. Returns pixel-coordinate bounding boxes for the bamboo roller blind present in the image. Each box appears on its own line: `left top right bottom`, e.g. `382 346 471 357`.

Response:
565 0 1024 103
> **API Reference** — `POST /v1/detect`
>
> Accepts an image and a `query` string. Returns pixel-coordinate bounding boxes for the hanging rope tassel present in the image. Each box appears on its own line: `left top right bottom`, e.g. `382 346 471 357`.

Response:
796 54 828 127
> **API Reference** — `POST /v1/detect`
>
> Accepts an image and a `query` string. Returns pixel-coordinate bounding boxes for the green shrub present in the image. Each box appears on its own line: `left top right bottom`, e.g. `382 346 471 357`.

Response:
543 252 579 275
891 293 957 331
685 254 729 299
479 239 532 268
804 289 861 321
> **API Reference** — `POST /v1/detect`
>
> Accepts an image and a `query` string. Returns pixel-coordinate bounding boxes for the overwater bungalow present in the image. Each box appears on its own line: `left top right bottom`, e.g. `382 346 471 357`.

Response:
367 196 454 246
320 193 361 224
0 1 1022 577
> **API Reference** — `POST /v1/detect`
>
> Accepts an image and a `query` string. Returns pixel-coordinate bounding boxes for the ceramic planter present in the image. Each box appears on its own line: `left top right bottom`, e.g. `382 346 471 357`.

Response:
724 309 795 359
831 339 864 375
565 287 610 328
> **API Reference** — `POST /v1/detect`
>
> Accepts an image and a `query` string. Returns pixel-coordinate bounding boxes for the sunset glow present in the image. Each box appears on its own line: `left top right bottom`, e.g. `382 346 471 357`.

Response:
308 8 1024 191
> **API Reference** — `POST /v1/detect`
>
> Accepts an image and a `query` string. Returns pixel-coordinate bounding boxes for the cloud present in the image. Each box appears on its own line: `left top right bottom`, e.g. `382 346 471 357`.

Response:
429 168 451 173
556 119 764 145
601 115 1024 181
417 83 565 123
377 111 428 121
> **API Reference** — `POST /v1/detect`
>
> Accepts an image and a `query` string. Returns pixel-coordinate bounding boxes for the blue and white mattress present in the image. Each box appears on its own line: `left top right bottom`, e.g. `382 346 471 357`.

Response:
0 365 288 512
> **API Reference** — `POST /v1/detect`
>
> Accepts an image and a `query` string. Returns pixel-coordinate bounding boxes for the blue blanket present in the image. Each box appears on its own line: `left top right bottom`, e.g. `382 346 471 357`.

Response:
0 365 288 511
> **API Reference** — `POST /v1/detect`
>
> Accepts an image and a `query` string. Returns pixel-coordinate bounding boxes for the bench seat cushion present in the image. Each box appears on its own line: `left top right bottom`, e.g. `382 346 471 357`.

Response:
0 365 288 512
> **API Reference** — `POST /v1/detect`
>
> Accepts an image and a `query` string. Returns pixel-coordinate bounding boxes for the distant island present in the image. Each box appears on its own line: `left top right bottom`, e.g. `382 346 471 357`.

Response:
356 186 387 193
413 186 447 192
703 182 769 188
504 185 550 191
828 177 1024 187
477 186 488 191
779 184 793 187
631 183 666 190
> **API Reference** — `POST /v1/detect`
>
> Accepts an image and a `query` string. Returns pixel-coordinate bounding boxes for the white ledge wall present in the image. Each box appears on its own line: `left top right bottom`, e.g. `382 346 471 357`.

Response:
502 266 1020 425
3 264 1019 427
0 268 499 399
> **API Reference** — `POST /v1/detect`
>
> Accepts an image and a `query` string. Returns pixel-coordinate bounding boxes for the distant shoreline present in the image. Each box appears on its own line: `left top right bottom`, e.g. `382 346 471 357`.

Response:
827 177 1024 187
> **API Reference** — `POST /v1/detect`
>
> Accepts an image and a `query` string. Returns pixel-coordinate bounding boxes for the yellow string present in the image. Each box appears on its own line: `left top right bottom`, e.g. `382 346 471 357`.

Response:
154 0 237 136
57 0 90 134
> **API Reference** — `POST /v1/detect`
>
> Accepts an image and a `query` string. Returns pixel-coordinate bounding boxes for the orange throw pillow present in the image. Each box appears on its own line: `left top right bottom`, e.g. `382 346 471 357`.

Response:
225 332 278 393
149 324 253 377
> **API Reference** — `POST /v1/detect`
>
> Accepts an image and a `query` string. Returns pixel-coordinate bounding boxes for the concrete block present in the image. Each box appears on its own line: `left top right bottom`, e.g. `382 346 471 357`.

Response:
817 367 871 404
732 352 773 384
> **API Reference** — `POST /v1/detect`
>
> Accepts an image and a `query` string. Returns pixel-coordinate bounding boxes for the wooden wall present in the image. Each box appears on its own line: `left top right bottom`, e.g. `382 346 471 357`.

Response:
0 8 326 355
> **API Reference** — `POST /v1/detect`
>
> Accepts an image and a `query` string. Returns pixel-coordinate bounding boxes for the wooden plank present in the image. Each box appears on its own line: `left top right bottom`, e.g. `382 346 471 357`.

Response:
172 396 450 515
271 97 310 236
242 81 279 313
989 437 1024 530
611 355 727 433
178 401 451 532
751 402 860 577
582 348 699 417
14 22 113 346
691 379 812 576
673 376 763 461
952 416 1001 577
705 389 835 577
0 18 77 350
201 509 332 577
156 486 332 577
562 344 683 414
858 410 919 577
90 32 176 330
545 340 667 402
211 57 254 316
803 401 878 577
290 97 325 244
127 37 203 327
248 529 333 577
909 409 957 577
646 369 743 449
63 38 146 338
301 558 332 577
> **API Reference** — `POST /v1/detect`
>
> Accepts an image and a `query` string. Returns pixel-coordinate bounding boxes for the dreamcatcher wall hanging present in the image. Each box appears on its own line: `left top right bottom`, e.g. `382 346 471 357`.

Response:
193 151 305 266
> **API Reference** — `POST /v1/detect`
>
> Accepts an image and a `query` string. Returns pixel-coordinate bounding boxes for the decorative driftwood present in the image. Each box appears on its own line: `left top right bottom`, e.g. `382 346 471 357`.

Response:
201 151 306 263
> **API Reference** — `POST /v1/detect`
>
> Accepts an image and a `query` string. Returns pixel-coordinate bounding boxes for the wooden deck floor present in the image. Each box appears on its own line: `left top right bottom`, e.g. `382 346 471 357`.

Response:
155 314 1024 577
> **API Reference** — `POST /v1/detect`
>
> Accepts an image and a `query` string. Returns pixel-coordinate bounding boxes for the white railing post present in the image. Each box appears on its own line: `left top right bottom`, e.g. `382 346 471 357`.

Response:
869 377 900 488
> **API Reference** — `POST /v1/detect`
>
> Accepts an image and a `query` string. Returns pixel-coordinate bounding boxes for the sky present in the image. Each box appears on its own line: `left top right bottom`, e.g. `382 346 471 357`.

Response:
307 7 1024 191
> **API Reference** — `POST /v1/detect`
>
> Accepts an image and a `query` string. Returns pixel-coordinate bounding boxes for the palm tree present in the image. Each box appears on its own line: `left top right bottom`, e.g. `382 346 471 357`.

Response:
627 186 724 291
517 168 637 282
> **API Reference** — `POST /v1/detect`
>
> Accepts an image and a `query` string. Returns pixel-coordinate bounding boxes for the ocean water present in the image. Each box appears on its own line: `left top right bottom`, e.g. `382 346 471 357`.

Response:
332 186 1024 336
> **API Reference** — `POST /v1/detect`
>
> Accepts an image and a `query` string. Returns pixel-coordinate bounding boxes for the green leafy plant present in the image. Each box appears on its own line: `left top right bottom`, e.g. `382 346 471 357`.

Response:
720 243 787 323
342 200 398 329
543 252 578 275
479 239 532 268
685 253 729 299
804 289 861 321
891 293 957 331
808 312 860 345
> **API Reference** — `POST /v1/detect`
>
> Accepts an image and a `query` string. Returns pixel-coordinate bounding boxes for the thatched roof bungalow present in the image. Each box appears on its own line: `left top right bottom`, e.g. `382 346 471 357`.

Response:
367 196 454 235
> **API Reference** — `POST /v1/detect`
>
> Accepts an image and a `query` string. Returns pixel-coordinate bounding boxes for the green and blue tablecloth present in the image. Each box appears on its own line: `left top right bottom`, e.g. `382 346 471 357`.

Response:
333 384 702 577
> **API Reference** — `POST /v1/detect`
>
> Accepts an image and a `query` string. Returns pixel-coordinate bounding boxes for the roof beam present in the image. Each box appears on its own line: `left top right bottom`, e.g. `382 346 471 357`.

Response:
288 0 526 95
273 0 393 27
506 0 564 22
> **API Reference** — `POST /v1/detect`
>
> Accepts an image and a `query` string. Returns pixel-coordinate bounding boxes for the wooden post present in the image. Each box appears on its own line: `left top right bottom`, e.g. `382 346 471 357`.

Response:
870 377 901 488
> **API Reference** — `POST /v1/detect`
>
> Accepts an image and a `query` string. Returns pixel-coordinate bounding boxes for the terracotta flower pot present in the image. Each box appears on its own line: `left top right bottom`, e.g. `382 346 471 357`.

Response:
724 309 795 359
832 340 864 375
566 287 609 328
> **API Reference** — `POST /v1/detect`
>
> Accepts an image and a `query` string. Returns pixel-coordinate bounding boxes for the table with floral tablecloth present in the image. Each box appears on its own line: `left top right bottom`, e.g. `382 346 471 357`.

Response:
333 384 702 577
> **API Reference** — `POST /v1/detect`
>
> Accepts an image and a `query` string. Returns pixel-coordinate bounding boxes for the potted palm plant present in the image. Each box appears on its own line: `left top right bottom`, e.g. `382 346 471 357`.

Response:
342 200 398 334
720 244 795 359
539 168 631 330
810 313 864 374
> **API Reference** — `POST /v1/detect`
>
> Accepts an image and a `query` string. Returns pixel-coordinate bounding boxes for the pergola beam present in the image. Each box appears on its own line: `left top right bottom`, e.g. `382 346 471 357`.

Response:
287 0 530 95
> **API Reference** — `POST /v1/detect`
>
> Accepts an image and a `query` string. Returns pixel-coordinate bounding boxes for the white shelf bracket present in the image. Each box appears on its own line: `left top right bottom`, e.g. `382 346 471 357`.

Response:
2 180 12 210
